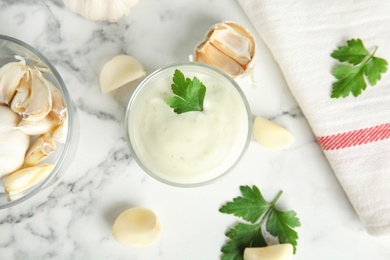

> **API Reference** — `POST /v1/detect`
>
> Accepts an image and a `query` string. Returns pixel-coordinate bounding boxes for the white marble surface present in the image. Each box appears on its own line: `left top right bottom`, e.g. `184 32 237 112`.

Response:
0 0 390 259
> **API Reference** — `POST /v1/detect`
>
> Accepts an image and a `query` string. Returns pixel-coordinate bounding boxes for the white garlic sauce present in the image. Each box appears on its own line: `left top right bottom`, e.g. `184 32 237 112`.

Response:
129 66 249 184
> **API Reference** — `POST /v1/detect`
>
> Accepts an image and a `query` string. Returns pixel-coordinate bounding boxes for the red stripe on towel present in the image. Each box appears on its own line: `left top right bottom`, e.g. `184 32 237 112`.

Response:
317 123 390 150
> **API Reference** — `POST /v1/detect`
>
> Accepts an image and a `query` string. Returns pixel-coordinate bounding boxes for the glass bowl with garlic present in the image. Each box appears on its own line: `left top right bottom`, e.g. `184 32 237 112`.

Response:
0 35 77 208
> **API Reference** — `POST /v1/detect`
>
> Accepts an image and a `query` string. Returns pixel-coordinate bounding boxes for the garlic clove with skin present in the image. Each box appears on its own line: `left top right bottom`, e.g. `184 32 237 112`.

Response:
10 69 32 114
209 23 254 65
4 164 55 195
20 68 52 122
194 21 255 78
100 55 146 93
63 0 139 22
195 41 245 78
51 116 68 143
0 105 30 179
0 58 27 105
47 79 67 123
18 111 62 136
24 134 56 167
11 69 66 123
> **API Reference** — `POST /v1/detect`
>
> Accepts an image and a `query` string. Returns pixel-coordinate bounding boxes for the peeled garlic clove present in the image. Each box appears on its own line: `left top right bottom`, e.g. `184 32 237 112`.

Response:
194 21 255 78
100 55 146 93
24 134 56 167
18 111 61 136
63 0 139 22
243 244 294 260
112 207 161 247
0 59 27 105
0 105 30 179
253 116 295 150
20 68 52 122
4 164 55 195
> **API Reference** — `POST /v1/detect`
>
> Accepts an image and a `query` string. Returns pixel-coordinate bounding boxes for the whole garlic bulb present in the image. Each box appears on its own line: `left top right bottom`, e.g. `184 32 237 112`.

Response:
0 105 30 179
194 21 256 78
63 0 139 22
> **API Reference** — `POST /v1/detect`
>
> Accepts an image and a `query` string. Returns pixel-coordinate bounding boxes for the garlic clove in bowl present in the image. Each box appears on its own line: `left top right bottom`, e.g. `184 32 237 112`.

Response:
0 58 27 105
63 0 139 22
51 116 68 143
0 105 30 179
18 68 52 122
24 134 56 167
99 55 146 93
4 164 55 196
18 111 62 136
48 80 67 123
194 21 255 78
10 69 32 114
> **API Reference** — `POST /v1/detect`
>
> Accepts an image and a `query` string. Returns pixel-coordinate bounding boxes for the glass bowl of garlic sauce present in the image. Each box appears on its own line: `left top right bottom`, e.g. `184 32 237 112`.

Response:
125 62 251 187
0 35 77 208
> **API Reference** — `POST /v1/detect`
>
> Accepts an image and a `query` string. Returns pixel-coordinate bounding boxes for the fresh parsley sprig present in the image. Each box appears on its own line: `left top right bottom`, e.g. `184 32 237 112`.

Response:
219 185 300 260
164 69 206 114
330 38 388 98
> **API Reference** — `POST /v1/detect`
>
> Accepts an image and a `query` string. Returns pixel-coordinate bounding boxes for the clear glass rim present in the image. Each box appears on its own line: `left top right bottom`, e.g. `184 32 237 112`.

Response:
0 35 75 209
125 62 252 188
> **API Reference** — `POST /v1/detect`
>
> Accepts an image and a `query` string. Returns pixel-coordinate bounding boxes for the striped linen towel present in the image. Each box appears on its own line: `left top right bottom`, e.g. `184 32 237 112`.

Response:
237 0 390 235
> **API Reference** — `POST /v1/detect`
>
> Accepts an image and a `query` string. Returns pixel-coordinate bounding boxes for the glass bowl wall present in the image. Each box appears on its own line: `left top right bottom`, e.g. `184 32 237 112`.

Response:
0 35 77 209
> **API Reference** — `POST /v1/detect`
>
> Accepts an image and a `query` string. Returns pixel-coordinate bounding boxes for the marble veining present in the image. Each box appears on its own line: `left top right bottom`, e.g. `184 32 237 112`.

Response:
1 0 390 259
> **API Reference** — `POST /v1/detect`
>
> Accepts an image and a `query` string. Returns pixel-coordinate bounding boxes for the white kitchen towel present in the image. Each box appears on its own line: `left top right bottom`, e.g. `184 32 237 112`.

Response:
237 0 390 236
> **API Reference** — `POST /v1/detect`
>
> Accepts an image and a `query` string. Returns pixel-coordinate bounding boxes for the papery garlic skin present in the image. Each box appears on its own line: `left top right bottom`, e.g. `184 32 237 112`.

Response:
4 164 55 195
63 0 139 22
0 105 30 179
0 58 27 105
24 134 56 167
194 22 255 78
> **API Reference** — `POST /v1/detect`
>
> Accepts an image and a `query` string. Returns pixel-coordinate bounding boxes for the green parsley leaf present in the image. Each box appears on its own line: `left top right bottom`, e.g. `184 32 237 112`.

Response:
164 69 206 114
221 223 266 260
330 38 388 98
331 39 369 65
219 185 270 223
364 57 388 85
266 209 301 254
219 186 300 259
331 65 366 98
